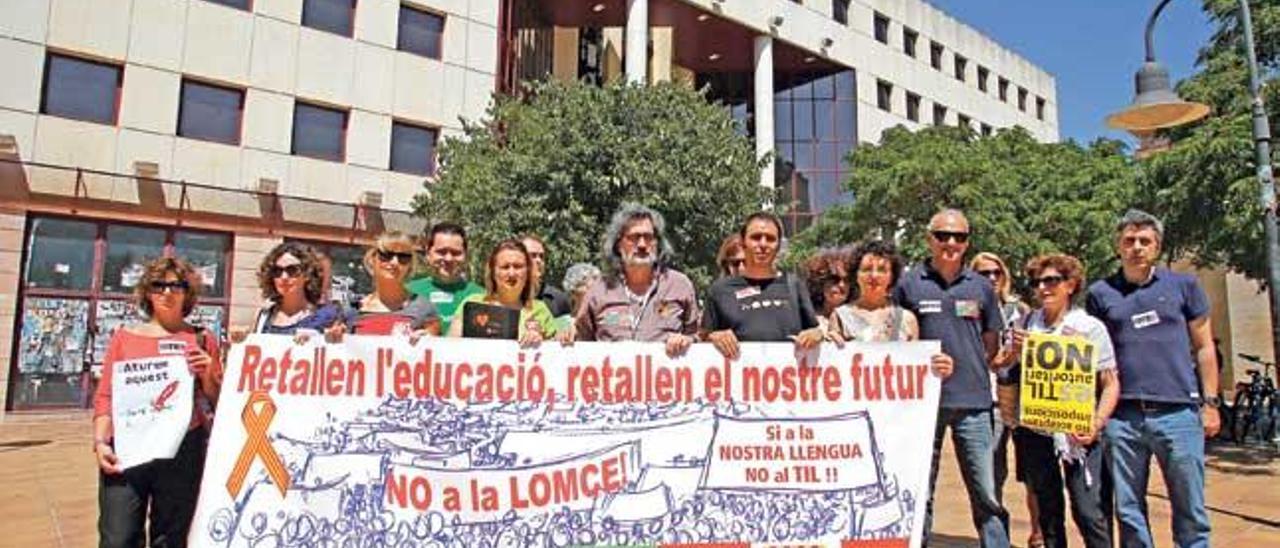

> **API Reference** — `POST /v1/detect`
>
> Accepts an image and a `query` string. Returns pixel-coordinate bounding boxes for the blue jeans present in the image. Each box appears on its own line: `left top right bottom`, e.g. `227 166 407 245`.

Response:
1106 402 1210 548
924 407 1011 548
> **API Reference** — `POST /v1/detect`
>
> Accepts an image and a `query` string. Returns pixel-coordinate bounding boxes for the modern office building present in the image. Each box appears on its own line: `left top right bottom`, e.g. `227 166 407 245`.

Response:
0 0 1069 414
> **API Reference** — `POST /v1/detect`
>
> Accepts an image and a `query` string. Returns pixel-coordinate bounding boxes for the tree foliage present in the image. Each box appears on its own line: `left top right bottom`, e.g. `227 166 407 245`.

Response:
414 79 769 289
789 126 1137 286
1136 0 1280 281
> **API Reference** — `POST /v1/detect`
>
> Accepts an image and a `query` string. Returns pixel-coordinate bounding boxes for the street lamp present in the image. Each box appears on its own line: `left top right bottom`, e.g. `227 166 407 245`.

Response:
1107 0 1280 373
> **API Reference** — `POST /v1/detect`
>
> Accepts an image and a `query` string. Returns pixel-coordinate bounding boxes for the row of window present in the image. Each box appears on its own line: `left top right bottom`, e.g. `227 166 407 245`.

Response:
206 0 446 60
870 9 1047 122
39 53 439 176
876 79 994 136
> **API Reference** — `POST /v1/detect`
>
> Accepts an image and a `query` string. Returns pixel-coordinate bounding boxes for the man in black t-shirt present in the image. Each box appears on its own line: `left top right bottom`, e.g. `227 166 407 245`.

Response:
701 212 823 359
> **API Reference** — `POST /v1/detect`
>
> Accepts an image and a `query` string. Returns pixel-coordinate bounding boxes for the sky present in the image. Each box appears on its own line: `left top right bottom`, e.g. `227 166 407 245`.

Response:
926 0 1216 145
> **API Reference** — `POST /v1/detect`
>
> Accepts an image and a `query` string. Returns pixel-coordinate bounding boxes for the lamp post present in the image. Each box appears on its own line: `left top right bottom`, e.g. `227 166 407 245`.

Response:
1107 0 1280 370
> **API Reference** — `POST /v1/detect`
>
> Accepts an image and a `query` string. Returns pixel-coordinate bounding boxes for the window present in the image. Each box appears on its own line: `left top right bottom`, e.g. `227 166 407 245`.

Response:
981 123 993 136
957 113 970 128
953 55 967 82
906 92 921 122
292 102 347 161
933 104 947 126
40 54 122 125
930 41 944 70
833 0 850 25
873 12 889 44
398 5 445 59
23 217 97 291
390 121 439 176
102 225 166 294
1036 97 1046 120
998 77 1010 102
902 28 918 58
178 80 243 145
203 0 251 10
977 66 989 92
302 0 355 37
1018 87 1029 111
876 80 892 112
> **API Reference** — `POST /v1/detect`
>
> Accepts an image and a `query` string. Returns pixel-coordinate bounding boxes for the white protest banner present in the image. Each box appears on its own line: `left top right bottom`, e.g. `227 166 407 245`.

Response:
190 336 941 548
111 355 194 469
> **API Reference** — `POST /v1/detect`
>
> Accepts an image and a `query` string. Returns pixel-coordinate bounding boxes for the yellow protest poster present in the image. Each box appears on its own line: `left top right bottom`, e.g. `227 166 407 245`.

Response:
1018 332 1096 435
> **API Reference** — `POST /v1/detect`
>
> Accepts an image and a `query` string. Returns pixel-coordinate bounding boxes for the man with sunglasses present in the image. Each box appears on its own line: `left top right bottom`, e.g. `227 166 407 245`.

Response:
407 222 484 334
1085 209 1218 548
894 208 1009 548
574 204 699 356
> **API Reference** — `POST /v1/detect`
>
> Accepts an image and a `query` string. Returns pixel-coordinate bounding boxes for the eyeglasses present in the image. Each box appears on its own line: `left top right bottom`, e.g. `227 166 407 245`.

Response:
271 264 304 279
1033 275 1067 288
148 280 189 294
976 268 1002 280
930 230 970 244
376 249 414 265
623 232 657 244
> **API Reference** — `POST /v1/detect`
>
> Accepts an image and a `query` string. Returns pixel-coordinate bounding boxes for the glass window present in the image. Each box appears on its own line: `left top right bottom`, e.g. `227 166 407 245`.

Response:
14 297 92 407
307 242 372 308
178 80 244 145
302 0 355 36
174 231 229 298
835 70 856 99
833 0 849 25
292 102 347 161
398 5 445 59
930 42 944 70
876 80 892 112
815 101 836 141
1018 87 1029 111
810 74 835 100
1037 97 1046 120
835 100 857 142
792 100 815 141
41 54 121 125
390 122 439 176
204 0 251 9
905 92 921 122
91 300 141 371
903 28 918 58
977 66 990 92
24 218 97 290
998 78 1010 101
933 104 948 126
102 225 166 294
873 13 889 44
954 55 967 82
774 101 793 141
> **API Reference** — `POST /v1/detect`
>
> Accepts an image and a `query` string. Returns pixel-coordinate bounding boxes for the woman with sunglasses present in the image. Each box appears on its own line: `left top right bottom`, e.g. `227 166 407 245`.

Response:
1002 254 1119 548
970 251 1041 547
804 249 851 333
715 234 745 278
448 239 557 345
349 231 441 337
93 257 223 547
229 242 343 343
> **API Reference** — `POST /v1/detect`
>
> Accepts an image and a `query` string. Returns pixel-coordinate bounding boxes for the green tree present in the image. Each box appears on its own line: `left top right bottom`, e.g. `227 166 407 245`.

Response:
1136 0 1280 281
414 79 769 289
789 126 1137 286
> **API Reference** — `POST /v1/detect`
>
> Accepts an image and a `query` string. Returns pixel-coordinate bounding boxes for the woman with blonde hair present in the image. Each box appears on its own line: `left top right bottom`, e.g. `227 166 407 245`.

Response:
449 239 557 345
348 231 440 337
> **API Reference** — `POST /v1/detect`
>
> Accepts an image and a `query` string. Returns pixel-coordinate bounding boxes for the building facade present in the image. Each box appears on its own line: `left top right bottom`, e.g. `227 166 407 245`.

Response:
0 0 1064 415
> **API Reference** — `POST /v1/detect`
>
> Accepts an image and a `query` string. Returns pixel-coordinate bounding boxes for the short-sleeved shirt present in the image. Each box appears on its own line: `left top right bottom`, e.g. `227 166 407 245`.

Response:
1021 308 1117 373
252 303 343 335
1086 268 1209 404
576 268 700 342
894 261 1003 409
537 285 573 317
405 277 485 334
460 293 558 338
349 295 440 335
702 273 819 342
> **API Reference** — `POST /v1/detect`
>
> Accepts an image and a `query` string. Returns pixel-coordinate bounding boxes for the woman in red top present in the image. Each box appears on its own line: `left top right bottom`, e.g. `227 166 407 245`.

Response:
92 257 223 548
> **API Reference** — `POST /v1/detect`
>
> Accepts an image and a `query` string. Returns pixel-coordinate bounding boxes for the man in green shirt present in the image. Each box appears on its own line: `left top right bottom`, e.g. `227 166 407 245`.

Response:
406 222 484 333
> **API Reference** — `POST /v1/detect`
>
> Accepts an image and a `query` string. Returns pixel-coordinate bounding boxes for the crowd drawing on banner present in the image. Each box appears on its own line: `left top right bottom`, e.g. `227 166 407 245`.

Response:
202 394 918 547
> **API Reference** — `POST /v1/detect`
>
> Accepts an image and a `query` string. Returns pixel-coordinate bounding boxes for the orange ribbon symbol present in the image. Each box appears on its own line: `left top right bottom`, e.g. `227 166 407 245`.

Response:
226 390 291 498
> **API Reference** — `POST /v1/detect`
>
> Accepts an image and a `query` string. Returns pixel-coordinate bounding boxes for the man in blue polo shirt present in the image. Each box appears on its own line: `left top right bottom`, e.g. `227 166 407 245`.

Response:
895 209 1009 548
1086 210 1219 548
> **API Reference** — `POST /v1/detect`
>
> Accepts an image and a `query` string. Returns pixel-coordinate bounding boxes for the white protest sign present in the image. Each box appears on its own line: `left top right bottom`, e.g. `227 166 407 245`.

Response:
111 355 193 469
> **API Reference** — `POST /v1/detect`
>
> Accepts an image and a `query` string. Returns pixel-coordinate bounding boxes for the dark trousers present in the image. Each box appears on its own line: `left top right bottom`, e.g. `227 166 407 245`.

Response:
1013 428 1113 548
99 428 208 548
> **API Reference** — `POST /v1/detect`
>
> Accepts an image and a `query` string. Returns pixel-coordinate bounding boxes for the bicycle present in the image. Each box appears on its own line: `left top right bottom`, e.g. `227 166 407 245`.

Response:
1230 353 1278 445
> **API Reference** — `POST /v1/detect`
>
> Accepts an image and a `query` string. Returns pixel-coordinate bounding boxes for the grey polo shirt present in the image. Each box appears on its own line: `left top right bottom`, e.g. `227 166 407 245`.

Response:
894 261 1003 410
575 267 700 342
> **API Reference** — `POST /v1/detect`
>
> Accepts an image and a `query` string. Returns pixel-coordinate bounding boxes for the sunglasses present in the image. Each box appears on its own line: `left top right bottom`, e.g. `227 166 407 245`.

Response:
976 268 1003 279
271 264 304 279
148 280 189 294
931 230 970 244
1033 275 1067 288
376 249 414 265
725 258 745 268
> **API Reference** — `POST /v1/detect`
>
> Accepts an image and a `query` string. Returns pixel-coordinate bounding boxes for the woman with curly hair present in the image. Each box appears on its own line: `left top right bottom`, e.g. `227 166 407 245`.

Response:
803 249 851 333
230 241 343 342
92 257 223 547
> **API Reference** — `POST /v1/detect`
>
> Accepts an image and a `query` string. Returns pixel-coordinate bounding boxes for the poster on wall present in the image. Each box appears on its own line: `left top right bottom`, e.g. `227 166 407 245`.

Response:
18 297 89 375
190 336 942 547
92 301 226 375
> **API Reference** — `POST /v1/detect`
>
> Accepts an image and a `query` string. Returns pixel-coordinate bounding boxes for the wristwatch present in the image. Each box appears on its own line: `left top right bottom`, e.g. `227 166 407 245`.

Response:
1201 396 1222 408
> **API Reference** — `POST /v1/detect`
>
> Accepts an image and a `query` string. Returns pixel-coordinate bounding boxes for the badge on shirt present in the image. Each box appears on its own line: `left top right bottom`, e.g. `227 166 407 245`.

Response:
735 287 761 300
955 300 980 319
158 339 187 355
657 302 682 318
603 310 631 327
919 300 943 314
1131 310 1161 329
429 291 453 304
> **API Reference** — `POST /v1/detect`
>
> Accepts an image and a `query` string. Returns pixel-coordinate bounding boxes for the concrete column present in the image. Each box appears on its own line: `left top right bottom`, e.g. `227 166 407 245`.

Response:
624 0 648 83
0 209 27 419
753 35 775 189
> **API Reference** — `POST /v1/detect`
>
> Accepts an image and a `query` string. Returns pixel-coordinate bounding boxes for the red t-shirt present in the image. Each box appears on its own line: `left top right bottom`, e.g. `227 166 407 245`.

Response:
93 328 220 434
